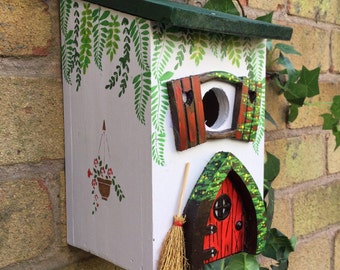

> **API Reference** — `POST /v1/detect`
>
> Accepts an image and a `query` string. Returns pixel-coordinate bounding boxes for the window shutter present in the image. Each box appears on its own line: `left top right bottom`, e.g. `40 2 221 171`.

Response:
167 75 206 151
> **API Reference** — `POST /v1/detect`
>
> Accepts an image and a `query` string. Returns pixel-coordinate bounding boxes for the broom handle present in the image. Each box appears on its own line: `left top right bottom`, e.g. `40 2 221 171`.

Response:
177 162 190 217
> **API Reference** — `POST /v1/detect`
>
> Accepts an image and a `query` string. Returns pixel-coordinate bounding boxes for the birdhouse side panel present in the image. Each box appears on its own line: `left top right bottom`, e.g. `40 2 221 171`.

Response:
61 1 154 269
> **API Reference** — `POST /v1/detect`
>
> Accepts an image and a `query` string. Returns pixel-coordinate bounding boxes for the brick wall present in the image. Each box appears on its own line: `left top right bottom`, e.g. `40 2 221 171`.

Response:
0 0 338 269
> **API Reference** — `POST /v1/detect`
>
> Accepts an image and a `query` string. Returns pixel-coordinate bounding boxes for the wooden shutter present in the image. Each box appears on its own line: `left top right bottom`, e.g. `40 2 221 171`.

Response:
167 75 206 151
234 80 261 142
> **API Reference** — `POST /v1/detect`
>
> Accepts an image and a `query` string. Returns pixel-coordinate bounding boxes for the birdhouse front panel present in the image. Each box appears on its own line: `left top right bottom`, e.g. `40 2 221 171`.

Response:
60 0 292 269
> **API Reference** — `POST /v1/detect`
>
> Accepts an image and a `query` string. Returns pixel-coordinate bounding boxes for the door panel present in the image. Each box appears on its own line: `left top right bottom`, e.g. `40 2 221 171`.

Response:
203 176 244 264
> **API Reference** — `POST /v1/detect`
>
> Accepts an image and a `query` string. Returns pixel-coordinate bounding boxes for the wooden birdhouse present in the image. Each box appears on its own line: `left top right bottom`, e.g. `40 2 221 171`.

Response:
60 0 292 269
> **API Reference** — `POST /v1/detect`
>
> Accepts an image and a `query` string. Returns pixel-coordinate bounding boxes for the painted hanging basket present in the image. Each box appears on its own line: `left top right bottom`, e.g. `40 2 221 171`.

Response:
97 177 112 200
87 120 125 214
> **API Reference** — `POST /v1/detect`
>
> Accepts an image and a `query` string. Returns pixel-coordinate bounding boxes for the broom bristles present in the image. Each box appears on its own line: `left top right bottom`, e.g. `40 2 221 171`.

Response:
158 215 188 270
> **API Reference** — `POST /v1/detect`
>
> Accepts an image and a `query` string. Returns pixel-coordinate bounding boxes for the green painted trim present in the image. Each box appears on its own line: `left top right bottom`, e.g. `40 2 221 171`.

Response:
84 0 292 40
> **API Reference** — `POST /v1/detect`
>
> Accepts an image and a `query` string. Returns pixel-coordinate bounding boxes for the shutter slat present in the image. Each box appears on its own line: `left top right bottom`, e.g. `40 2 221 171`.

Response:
191 76 206 146
168 79 188 150
167 76 207 151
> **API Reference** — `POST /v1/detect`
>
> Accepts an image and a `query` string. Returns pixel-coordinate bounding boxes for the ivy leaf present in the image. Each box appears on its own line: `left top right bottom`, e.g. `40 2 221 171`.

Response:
266 39 273 51
256 11 273 23
284 82 308 107
204 0 240 16
264 151 280 194
262 229 295 262
274 43 301 56
264 152 280 182
225 252 260 270
334 130 340 150
265 110 278 127
320 113 338 130
265 187 275 231
205 258 230 269
330 95 340 118
271 260 289 270
321 96 340 150
277 52 295 78
288 103 299 123
299 66 320 97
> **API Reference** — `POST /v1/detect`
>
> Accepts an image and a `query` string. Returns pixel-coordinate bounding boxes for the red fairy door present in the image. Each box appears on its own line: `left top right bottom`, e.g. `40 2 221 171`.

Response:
203 176 244 264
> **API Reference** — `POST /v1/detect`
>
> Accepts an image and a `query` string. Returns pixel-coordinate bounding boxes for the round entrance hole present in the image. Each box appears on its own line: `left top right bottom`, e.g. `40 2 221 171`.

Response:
202 88 229 130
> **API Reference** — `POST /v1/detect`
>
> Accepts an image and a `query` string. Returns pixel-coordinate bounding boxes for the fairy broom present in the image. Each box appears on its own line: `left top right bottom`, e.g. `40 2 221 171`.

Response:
158 162 190 270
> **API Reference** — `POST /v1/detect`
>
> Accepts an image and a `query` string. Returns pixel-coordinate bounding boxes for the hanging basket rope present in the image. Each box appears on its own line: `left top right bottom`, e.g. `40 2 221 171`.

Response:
158 162 190 270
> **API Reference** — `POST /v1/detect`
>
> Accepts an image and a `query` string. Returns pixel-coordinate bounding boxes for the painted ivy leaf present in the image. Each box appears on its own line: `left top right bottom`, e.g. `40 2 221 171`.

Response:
166 33 181 42
151 131 166 166
225 252 259 270
299 66 320 97
100 10 110 20
134 72 151 125
274 43 301 56
159 71 174 82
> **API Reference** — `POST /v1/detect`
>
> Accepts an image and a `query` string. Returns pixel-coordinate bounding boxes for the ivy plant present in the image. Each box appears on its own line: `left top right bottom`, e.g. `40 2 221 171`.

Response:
254 12 321 124
321 95 340 149
266 41 321 123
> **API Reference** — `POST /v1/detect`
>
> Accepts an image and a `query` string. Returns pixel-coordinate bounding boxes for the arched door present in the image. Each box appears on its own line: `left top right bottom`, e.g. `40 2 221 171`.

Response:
183 152 267 270
203 176 245 264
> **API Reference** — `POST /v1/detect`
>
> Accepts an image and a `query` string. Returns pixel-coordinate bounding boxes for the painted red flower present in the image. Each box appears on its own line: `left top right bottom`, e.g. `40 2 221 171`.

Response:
91 178 97 188
87 168 93 178
100 167 105 175
94 158 98 167
108 168 113 176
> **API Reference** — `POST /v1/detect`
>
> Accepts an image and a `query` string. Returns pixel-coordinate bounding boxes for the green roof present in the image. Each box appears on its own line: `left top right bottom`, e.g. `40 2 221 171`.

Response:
85 0 292 40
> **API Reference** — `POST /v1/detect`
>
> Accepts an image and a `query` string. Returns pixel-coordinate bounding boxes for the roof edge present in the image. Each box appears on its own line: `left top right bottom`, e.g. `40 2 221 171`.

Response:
84 0 292 40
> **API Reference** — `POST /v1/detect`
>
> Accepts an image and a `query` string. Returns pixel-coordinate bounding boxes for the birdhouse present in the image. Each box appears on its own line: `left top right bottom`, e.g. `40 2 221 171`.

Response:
60 0 292 269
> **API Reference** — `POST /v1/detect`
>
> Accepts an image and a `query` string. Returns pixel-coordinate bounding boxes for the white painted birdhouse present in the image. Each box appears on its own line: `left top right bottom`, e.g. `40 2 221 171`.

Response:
60 0 292 269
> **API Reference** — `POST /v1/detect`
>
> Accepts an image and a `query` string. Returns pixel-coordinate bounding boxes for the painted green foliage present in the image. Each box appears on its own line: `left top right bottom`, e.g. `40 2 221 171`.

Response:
150 27 266 164
60 0 266 166
243 38 266 154
189 152 267 254
60 0 151 121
